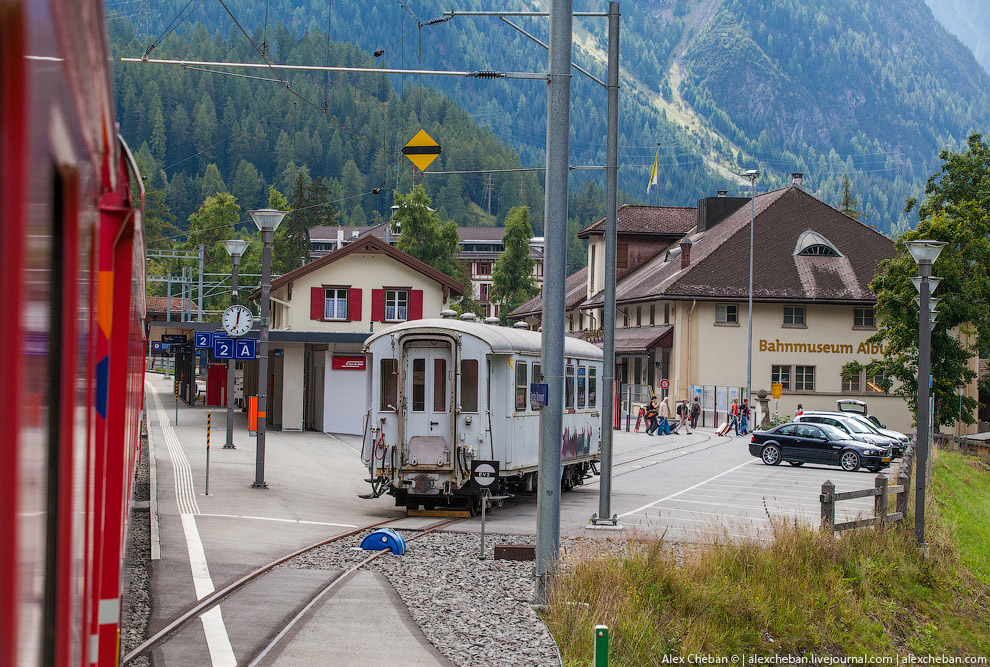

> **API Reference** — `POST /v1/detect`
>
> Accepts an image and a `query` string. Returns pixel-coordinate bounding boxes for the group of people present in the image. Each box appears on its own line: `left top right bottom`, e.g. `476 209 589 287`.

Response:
644 396 700 436
643 396 757 437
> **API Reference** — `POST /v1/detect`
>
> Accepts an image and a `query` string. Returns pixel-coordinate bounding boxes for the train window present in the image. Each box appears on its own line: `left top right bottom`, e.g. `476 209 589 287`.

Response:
433 358 447 412
460 359 479 412
577 366 586 408
515 361 528 411
380 358 398 411
589 367 598 408
533 363 543 383
566 365 575 409
412 358 426 411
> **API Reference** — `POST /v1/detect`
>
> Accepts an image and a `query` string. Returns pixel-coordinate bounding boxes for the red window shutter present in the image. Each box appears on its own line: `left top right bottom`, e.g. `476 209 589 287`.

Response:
409 289 424 321
310 287 324 320
371 289 385 322
348 288 362 322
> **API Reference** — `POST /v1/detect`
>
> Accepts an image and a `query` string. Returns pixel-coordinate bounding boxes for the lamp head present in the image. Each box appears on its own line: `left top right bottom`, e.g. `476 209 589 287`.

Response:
249 208 288 233
910 276 943 295
904 239 947 266
743 169 760 182
223 239 250 259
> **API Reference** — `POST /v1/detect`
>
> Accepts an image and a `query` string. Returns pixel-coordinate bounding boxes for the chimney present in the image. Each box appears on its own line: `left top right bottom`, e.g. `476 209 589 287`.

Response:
337 228 344 246
679 238 693 270
717 190 728 197
791 172 804 187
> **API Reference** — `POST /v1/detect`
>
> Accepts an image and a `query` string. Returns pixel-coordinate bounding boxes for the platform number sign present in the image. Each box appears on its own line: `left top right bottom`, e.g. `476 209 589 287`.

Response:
471 460 499 491
212 337 234 359
194 331 214 349
234 338 257 360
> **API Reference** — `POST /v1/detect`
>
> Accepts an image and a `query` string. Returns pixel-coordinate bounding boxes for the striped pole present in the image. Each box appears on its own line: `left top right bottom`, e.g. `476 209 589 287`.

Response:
205 411 211 495
175 379 179 425
594 625 609 667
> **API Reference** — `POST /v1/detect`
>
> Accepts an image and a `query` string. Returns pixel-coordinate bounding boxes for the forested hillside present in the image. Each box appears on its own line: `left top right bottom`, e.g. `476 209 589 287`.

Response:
924 0 990 74
110 0 990 239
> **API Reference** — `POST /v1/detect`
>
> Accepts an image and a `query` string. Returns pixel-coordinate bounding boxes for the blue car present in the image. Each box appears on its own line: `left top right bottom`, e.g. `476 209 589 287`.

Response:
749 422 893 472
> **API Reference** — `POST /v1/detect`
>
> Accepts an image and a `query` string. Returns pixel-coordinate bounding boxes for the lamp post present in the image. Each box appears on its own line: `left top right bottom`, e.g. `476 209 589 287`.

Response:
222 239 250 450
743 169 760 415
956 384 966 454
249 209 287 489
905 239 946 548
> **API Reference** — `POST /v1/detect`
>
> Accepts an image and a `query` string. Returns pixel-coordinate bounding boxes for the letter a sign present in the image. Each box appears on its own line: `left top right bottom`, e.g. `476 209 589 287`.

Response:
401 130 441 171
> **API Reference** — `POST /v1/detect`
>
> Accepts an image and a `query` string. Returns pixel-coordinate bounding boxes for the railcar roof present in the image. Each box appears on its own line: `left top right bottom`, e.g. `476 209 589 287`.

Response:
364 318 604 360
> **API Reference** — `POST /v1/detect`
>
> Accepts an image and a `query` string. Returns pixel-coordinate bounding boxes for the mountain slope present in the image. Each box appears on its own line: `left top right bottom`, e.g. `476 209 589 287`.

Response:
924 0 990 74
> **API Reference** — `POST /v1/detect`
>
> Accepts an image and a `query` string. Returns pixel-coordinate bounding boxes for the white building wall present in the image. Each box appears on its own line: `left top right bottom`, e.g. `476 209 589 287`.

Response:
322 348 369 435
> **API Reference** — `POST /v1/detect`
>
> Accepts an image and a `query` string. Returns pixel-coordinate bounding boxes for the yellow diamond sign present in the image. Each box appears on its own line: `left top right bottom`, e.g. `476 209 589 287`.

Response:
402 130 441 171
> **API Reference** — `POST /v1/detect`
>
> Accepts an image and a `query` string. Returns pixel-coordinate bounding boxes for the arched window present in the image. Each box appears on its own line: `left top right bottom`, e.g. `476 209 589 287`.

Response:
794 230 841 257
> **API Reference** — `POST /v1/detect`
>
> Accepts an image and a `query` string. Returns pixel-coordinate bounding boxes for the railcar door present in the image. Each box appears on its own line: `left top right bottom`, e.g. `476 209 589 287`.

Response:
404 345 453 467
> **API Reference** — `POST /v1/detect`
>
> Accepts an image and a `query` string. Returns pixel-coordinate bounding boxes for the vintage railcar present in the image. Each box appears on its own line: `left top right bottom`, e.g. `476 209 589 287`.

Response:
361 317 603 510
0 2 146 665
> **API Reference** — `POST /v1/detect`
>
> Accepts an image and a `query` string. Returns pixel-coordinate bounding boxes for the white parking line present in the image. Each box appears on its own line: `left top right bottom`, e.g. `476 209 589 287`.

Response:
618 460 756 518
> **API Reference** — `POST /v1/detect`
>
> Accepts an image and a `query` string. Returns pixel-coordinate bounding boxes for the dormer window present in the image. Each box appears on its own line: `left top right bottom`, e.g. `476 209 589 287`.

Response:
794 230 841 257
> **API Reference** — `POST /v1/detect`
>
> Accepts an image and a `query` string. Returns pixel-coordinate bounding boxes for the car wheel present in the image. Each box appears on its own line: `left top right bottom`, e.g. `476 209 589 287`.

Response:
840 450 861 472
761 445 781 466
787 461 804 467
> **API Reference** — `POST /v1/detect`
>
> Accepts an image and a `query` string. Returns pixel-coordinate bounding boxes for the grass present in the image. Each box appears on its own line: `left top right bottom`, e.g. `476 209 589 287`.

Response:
544 452 990 664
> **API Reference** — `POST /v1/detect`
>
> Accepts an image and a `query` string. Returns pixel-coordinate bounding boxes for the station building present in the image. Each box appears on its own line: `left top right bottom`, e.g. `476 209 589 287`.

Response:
512 183 922 432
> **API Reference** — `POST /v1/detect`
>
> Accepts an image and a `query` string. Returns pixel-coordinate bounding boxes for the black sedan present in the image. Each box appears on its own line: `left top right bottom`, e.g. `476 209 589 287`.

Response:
749 422 893 472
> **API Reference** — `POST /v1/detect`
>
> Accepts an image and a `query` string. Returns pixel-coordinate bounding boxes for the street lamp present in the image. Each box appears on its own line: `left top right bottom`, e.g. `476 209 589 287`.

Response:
249 209 287 488
743 169 760 421
957 384 966 454
905 238 946 548
222 239 250 450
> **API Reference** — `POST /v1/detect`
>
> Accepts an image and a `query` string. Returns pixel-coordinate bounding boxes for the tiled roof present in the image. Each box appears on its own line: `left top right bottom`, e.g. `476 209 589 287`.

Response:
309 225 377 241
577 205 697 238
511 266 588 317
585 186 895 306
146 296 199 313
457 226 508 242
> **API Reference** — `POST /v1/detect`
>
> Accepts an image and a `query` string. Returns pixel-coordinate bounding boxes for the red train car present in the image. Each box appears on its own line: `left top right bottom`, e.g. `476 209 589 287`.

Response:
0 1 146 666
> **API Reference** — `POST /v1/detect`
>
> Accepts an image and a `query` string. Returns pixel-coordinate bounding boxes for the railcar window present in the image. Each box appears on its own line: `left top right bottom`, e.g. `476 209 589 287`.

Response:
381 359 398 411
460 359 479 412
434 358 447 412
588 367 597 408
577 366 586 408
566 365 575 409
515 361 528 411
533 363 542 383
412 358 426 411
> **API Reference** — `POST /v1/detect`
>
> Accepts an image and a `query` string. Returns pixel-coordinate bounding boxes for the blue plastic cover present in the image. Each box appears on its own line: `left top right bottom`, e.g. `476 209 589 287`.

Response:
360 528 406 555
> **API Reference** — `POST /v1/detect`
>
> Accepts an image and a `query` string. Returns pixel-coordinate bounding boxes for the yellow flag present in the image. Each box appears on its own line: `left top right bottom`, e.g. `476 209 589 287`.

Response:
647 149 659 193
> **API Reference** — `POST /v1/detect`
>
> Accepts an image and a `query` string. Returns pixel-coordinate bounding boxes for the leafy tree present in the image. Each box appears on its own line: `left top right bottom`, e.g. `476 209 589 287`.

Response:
394 185 463 282
491 206 539 324
844 135 990 428
183 192 240 313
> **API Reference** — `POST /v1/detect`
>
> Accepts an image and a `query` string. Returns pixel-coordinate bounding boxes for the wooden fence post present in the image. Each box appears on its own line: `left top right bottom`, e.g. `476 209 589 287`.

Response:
897 469 910 519
821 480 835 533
874 474 888 528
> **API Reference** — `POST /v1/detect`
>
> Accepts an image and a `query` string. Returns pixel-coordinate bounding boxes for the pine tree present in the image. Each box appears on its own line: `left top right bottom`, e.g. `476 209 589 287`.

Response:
491 206 539 324
393 185 463 281
839 175 860 220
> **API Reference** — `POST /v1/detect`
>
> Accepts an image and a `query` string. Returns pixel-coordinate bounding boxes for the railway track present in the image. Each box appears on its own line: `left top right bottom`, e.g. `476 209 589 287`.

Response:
121 515 465 665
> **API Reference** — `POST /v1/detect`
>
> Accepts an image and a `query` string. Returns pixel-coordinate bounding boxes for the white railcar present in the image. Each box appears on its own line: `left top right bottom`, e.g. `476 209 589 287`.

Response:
361 317 604 510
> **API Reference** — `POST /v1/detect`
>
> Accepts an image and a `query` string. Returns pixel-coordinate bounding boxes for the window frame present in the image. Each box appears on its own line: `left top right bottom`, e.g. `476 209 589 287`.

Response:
771 365 791 390
841 370 862 393
380 358 398 411
383 288 409 323
577 365 586 408
715 303 739 326
460 359 479 412
565 364 575 410
854 307 876 329
588 366 597 408
783 305 806 327
794 365 815 392
514 360 528 412
323 287 349 321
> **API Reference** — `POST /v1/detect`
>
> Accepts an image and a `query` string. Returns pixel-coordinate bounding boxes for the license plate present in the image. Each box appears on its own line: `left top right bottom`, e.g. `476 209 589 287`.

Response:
882 457 891 463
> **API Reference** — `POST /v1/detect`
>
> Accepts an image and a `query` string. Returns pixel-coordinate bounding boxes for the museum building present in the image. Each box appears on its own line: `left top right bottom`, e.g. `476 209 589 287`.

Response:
512 181 921 431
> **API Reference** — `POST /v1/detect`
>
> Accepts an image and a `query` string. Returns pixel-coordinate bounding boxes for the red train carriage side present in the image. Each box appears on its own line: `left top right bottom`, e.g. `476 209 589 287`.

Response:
0 2 146 666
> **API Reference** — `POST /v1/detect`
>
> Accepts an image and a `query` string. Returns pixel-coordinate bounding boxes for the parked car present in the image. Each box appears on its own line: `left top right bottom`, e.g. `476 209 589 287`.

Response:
794 412 903 455
749 422 893 472
837 398 887 429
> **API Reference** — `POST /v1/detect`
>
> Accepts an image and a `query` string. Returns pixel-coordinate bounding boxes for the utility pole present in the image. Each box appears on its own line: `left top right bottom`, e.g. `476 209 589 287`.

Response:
198 244 204 322
536 0 572 604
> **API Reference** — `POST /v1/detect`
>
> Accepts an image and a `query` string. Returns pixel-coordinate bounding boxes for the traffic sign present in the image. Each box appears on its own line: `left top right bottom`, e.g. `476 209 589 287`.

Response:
771 382 783 399
212 337 234 359
194 331 215 349
660 378 670 390
530 382 549 408
234 338 257 360
401 130 441 171
471 460 499 490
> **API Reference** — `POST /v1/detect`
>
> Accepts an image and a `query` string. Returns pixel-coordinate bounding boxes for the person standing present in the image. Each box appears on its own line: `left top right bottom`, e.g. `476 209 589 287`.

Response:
644 396 660 435
672 399 692 434
795 403 804 417
658 397 671 435
690 396 701 429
